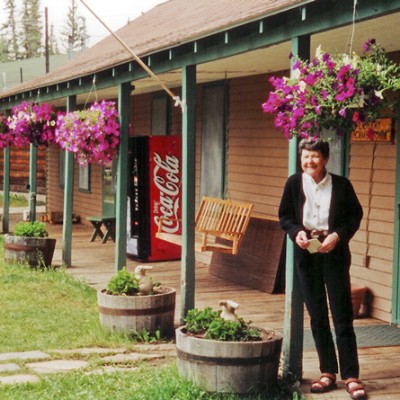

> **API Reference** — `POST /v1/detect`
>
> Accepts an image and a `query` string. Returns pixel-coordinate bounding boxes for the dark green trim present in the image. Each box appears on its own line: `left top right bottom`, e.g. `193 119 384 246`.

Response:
114 82 131 272
2 146 10 233
28 145 37 222
180 64 197 323
392 108 400 325
62 95 76 267
282 35 310 382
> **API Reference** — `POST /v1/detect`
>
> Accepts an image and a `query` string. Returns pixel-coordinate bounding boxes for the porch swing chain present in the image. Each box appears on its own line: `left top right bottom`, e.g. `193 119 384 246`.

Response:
79 0 185 112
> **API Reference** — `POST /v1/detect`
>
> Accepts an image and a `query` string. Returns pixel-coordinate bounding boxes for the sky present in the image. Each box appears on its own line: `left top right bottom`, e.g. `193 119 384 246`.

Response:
1 0 167 47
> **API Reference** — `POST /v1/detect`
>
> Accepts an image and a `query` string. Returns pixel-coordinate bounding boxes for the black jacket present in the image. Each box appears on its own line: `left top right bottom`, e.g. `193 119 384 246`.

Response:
278 172 363 267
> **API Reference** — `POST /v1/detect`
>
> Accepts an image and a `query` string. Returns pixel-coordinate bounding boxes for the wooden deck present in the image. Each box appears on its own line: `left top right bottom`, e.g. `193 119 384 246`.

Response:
46 222 400 399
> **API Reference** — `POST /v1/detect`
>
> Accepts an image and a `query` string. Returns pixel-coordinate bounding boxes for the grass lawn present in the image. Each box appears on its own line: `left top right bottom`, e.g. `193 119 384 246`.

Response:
0 238 302 400
0 193 46 208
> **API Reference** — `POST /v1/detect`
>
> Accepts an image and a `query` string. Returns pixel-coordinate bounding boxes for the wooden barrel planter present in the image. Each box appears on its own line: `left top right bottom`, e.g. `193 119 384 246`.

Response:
97 288 176 338
4 234 57 268
175 326 283 394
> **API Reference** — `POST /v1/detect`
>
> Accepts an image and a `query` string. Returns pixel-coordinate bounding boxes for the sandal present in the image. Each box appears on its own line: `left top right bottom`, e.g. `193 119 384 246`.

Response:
310 372 337 393
345 378 367 399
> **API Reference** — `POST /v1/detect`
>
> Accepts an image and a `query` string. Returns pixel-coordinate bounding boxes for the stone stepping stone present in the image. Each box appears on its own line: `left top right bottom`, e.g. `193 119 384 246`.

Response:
102 353 164 363
51 348 126 356
0 374 40 385
86 366 139 375
26 359 89 374
0 363 21 373
0 351 49 362
133 344 177 356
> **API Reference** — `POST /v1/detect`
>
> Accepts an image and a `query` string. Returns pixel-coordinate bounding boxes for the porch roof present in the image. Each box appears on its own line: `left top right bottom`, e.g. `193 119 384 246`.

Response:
0 0 311 100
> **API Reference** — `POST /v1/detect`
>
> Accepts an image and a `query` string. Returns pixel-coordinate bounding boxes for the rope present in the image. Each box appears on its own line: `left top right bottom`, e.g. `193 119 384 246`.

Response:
347 0 358 54
79 0 185 112
84 76 98 108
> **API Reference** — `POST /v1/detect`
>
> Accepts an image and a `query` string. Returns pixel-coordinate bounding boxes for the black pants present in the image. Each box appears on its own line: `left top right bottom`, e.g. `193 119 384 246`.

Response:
296 251 359 379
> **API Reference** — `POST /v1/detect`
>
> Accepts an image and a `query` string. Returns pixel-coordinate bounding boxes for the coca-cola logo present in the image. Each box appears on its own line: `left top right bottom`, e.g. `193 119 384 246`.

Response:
153 152 180 234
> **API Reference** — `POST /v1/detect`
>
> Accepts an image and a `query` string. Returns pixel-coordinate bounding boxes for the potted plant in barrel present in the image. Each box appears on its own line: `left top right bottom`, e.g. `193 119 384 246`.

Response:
4 221 57 268
175 300 283 394
97 266 176 339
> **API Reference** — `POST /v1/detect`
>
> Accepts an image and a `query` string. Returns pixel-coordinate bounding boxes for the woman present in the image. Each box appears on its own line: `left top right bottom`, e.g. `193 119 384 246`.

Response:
278 138 367 399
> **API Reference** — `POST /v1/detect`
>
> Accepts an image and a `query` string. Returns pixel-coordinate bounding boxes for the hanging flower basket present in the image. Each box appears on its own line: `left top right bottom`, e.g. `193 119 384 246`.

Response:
6 102 58 147
55 100 120 166
262 38 400 140
0 114 11 149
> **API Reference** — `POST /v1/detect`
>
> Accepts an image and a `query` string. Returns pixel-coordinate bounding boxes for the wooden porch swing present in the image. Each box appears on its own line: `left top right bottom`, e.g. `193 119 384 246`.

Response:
156 196 254 255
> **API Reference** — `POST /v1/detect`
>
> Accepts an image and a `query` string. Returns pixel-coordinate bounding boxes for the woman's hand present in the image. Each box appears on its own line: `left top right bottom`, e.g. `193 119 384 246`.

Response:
318 232 339 253
295 230 310 249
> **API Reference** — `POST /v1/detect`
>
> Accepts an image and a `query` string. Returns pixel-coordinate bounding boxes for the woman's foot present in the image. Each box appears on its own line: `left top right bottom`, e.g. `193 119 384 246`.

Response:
310 372 337 393
345 378 367 399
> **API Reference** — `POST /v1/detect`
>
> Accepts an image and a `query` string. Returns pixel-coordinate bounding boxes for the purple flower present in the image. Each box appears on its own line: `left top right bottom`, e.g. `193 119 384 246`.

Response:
362 38 376 53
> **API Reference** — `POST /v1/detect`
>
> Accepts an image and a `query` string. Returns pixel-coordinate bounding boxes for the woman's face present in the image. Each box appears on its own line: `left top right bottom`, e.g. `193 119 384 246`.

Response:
300 149 328 182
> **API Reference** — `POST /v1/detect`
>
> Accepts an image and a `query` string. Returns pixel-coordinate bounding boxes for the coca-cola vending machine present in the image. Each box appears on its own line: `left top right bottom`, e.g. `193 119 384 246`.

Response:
127 135 182 261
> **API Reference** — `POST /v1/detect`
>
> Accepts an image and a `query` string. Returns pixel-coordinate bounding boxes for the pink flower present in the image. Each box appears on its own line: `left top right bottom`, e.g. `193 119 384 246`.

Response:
6 102 58 147
55 100 120 166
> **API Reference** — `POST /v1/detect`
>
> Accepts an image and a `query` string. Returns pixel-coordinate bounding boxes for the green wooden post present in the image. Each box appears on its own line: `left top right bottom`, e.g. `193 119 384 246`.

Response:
114 82 131 272
282 35 310 382
2 146 10 233
392 104 400 325
29 144 37 222
62 95 76 267
180 64 197 323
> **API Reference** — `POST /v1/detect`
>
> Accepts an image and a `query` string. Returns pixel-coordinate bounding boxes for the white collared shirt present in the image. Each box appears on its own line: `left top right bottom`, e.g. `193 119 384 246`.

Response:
302 172 332 231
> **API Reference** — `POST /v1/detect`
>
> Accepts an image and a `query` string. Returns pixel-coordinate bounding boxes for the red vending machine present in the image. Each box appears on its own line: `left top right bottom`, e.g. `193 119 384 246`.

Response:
127 135 182 261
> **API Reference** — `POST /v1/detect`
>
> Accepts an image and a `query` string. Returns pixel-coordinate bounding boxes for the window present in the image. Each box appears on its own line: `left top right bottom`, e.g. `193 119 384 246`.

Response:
79 164 91 192
151 93 170 135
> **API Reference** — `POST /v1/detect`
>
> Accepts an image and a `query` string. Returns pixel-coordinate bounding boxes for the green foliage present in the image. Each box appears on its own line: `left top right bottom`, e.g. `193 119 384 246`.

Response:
13 221 49 238
106 267 139 296
0 259 134 352
184 307 262 342
206 318 262 342
0 362 302 400
185 307 221 334
131 329 162 343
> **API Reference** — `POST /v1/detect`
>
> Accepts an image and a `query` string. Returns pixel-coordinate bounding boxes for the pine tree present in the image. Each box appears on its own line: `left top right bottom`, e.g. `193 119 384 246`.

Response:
20 0 43 59
61 0 90 54
48 24 60 55
1 0 19 60
0 35 10 63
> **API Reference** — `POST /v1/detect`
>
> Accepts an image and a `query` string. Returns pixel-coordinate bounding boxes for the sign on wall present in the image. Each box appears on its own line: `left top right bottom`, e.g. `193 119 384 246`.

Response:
351 118 393 142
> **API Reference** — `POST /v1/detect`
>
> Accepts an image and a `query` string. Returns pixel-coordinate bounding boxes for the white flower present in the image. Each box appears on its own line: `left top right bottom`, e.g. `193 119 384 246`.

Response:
298 80 307 92
374 89 384 99
291 68 301 80
315 45 323 61
343 54 351 65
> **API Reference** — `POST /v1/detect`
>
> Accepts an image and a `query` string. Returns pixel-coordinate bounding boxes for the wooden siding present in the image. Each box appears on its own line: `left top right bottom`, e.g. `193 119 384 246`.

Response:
0 145 47 194
349 142 396 322
47 146 102 225
227 74 288 219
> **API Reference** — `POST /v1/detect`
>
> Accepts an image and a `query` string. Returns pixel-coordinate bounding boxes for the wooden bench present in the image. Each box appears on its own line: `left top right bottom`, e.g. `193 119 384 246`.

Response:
87 216 116 244
156 196 254 255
